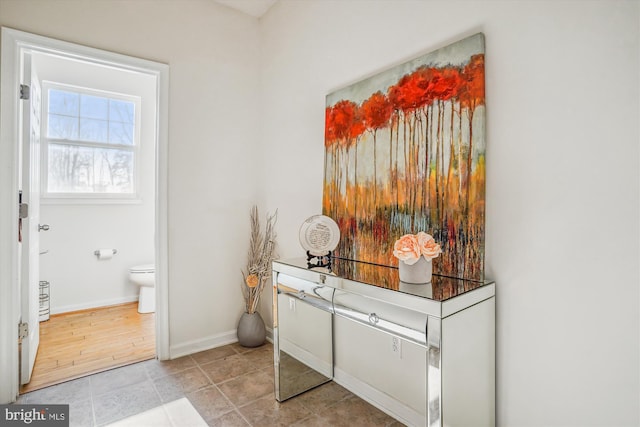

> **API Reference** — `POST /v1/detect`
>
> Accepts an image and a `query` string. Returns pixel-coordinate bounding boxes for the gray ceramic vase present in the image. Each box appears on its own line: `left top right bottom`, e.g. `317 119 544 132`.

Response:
237 311 266 347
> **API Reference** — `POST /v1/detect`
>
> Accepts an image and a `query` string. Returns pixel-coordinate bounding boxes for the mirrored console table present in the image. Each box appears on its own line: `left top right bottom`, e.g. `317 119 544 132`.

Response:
272 257 495 427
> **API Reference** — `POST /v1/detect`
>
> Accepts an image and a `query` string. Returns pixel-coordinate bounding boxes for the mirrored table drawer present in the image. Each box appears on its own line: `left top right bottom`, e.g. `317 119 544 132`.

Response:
333 288 428 346
276 273 335 313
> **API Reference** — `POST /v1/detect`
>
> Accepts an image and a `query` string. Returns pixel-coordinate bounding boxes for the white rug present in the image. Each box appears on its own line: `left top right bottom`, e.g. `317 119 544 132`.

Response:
106 397 208 427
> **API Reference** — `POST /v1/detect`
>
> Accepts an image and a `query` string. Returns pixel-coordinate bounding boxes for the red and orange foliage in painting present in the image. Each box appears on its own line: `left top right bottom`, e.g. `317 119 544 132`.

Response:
323 35 486 281
460 54 485 108
459 54 485 213
361 91 392 209
362 91 392 131
324 100 365 241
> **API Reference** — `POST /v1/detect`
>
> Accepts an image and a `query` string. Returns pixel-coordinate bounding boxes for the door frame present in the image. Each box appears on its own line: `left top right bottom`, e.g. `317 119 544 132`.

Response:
0 27 170 403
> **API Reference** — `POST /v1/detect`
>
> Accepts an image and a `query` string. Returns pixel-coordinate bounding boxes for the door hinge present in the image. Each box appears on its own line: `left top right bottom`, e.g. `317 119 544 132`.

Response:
20 84 30 100
18 322 28 340
19 203 28 219
18 190 27 218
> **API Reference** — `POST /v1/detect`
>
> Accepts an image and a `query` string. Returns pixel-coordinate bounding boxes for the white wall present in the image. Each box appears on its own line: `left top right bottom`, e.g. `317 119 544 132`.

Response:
33 53 156 313
259 1 639 426
0 0 261 353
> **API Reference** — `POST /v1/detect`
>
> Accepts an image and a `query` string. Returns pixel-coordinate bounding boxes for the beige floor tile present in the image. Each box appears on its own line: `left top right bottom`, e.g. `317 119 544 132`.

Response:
25 340 405 427
171 367 211 392
206 410 251 427
240 345 274 370
218 369 274 407
190 345 237 365
208 410 251 427
187 385 235 421
144 355 197 379
199 354 255 384
289 414 329 427
312 395 398 427
292 381 353 414
229 342 255 354
238 395 312 426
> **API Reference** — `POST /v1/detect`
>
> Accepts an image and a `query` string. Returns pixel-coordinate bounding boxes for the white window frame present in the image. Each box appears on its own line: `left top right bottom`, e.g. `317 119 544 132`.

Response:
41 81 142 203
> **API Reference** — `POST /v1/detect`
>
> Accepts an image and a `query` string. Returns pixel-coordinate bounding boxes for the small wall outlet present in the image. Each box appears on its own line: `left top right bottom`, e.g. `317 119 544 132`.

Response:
391 336 402 359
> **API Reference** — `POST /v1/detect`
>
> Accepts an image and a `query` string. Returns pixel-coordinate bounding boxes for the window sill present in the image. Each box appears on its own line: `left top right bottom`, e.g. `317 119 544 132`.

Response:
41 197 143 205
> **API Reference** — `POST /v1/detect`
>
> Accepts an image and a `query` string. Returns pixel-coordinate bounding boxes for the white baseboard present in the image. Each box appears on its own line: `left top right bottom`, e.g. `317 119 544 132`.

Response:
170 326 274 360
50 295 139 315
170 330 238 359
334 367 425 427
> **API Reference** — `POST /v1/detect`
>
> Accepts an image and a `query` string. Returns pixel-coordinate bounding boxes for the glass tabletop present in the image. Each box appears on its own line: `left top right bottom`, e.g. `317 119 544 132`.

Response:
275 257 493 302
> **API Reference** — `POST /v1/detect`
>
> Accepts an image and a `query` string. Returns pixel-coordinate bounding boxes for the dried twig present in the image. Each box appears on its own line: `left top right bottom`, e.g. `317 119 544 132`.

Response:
242 206 277 314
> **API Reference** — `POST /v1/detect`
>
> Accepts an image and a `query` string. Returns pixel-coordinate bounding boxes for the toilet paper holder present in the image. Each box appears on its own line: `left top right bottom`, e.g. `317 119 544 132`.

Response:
94 249 117 257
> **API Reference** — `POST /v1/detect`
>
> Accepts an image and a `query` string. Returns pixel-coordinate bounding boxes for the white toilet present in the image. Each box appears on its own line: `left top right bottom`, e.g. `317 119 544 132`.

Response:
129 264 155 313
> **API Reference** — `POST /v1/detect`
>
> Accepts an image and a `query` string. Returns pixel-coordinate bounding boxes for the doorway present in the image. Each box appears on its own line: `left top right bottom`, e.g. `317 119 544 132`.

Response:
0 28 169 403
21 50 157 392
21 302 156 392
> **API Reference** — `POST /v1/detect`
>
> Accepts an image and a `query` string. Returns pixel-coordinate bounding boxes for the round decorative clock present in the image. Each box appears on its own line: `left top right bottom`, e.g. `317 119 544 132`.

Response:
299 215 340 256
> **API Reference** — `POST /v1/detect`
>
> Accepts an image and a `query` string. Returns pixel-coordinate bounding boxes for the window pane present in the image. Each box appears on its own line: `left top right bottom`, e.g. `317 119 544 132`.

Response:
48 90 79 116
79 118 108 142
47 114 78 139
109 99 135 124
47 144 134 194
80 94 108 120
109 121 134 145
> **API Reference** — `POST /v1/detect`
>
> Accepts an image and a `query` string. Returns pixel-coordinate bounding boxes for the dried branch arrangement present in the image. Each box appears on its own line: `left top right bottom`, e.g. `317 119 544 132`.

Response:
242 206 277 314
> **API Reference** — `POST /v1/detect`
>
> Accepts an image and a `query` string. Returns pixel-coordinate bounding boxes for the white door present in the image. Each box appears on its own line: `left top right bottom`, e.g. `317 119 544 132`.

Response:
20 52 42 385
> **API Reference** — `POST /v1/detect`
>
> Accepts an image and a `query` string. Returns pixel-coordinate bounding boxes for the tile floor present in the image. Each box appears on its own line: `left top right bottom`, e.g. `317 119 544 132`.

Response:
105 397 207 426
18 342 405 426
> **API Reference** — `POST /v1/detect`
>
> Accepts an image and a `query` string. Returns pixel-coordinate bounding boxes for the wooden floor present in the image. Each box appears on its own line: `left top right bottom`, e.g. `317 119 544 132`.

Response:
21 302 155 393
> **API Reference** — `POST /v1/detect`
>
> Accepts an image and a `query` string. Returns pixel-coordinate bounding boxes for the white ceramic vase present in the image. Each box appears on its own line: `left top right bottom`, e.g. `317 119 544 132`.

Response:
398 256 432 284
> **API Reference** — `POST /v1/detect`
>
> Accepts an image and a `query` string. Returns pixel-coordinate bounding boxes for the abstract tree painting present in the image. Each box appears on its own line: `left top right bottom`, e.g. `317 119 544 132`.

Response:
323 33 486 281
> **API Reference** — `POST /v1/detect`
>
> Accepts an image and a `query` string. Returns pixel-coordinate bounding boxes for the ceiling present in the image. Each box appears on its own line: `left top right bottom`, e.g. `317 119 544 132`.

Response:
213 0 277 18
